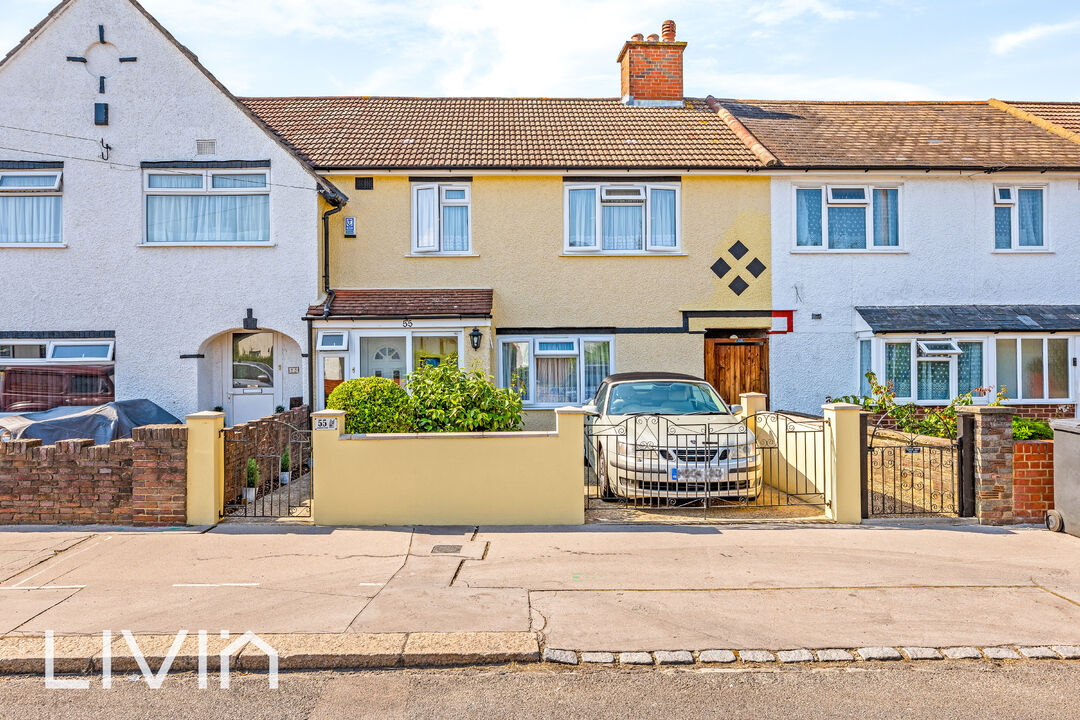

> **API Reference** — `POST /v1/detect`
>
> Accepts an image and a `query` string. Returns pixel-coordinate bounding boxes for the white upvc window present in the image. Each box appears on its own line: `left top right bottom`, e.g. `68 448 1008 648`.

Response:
994 185 1046 250
0 339 114 363
879 337 986 403
411 183 471 254
564 183 680 253
0 170 63 245
994 337 1070 401
316 331 349 352
498 335 614 406
794 184 900 251
143 169 270 244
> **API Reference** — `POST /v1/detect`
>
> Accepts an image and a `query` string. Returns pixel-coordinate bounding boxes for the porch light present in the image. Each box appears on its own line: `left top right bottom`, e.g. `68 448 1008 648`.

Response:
469 327 483 351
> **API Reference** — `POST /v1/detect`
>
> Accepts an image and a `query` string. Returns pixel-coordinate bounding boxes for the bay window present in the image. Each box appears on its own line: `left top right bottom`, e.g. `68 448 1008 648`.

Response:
995 337 1069 400
565 183 679 253
881 338 984 402
0 170 63 245
499 335 614 406
412 183 471 253
795 185 900 250
144 169 270 244
994 186 1046 250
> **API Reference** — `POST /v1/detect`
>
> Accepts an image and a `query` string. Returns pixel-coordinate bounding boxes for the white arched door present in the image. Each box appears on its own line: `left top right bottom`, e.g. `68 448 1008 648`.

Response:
227 331 279 424
363 337 408 384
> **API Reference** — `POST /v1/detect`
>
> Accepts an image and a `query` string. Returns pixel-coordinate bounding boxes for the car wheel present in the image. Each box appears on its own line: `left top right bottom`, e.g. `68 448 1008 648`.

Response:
597 445 617 501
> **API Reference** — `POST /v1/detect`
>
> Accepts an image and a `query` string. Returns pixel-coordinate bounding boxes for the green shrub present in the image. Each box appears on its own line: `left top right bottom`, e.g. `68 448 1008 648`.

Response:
1014 417 1053 441
245 458 260 488
280 447 291 473
327 377 416 434
408 358 523 432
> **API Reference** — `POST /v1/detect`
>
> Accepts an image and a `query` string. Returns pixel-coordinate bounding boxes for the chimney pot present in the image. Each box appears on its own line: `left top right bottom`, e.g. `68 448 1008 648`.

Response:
647 33 660 42
661 20 676 42
631 33 644 41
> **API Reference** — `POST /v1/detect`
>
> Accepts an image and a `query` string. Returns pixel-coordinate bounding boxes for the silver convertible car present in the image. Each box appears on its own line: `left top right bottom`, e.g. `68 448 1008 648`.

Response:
584 373 761 503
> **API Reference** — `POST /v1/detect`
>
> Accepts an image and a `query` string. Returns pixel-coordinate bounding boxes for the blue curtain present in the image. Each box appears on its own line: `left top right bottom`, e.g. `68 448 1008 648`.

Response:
0 196 62 244
872 188 898 246
583 341 611 400
917 361 950 401
441 205 469 251
0 174 57 188
147 173 202 189
958 342 983 395
859 340 872 396
828 206 866 249
994 206 1012 249
146 194 269 243
602 205 643 250
568 188 596 248
212 174 267 189
650 189 677 247
795 189 822 246
1018 189 1043 247
885 343 911 397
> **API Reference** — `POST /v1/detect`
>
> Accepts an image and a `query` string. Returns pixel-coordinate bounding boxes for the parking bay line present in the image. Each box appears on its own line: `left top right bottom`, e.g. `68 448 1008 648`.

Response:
172 583 261 588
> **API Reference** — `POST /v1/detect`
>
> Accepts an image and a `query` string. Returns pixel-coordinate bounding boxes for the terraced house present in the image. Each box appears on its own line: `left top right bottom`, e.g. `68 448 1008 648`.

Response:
246 23 784 428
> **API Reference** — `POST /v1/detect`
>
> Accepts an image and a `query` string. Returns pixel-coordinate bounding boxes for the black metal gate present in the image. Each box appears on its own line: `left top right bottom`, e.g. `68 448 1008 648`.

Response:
584 411 830 520
223 419 312 519
861 414 975 518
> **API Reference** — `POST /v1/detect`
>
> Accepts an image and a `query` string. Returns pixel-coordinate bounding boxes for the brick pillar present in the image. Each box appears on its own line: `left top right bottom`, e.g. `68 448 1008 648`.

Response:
131 425 188 526
957 406 1014 525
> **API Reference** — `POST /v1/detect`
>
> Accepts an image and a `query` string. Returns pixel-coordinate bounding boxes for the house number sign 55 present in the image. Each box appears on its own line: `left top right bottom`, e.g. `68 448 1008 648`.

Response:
314 417 338 431
402 319 413 328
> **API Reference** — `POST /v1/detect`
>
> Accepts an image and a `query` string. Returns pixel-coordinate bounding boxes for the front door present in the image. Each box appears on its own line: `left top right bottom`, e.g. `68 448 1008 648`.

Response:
361 337 408 384
228 331 277 424
704 337 769 407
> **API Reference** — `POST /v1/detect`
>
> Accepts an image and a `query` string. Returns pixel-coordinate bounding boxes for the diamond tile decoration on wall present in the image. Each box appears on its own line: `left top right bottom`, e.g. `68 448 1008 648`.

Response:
728 241 749 260
747 258 767 278
710 258 732 280
728 276 750 296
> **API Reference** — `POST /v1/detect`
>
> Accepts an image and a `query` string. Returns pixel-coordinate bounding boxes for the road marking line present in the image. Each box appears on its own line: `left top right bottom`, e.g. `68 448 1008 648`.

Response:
172 583 260 588
0 585 86 591
10 539 102 587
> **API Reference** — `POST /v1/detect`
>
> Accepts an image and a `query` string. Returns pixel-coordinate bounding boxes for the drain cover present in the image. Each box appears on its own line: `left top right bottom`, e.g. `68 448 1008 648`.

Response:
431 544 462 554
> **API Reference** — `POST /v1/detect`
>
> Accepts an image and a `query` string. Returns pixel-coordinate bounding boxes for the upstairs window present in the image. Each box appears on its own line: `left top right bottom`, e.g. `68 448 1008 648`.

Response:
412 183 471 253
144 170 270 244
795 185 899 250
0 170 63 245
994 186 1045 250
565 183 679 253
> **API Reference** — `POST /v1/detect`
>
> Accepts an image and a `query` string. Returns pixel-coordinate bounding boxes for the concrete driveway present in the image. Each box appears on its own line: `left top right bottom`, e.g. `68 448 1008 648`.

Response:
1 522 1078 651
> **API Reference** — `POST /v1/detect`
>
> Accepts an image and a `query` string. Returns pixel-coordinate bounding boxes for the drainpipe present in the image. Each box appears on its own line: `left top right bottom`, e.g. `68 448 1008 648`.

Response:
314 196 345 410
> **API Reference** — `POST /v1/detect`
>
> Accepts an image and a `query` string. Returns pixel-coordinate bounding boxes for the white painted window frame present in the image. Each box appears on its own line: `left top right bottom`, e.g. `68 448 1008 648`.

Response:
878 336 987 405
142 168 271 246
993 184 1048 252
0 170 64 247
792 183 903 252
992 335 1073 402
410 182 472 254
497 334 615 408
316 331 349 352
0 339 115 365
563 182 681 254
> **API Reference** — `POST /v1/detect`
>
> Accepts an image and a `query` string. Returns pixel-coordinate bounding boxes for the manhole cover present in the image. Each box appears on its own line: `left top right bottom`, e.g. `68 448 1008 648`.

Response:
431 545 462 554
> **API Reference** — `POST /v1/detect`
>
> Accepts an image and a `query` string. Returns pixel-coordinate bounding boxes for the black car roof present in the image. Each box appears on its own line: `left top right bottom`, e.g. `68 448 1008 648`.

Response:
602 372 705 383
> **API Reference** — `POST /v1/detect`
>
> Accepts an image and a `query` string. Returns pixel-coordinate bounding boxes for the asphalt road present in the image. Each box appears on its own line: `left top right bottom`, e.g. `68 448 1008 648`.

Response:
1 663 1079 719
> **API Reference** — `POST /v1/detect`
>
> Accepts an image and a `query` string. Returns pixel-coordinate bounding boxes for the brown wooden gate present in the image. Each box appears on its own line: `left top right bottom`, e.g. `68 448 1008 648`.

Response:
704 338 769 406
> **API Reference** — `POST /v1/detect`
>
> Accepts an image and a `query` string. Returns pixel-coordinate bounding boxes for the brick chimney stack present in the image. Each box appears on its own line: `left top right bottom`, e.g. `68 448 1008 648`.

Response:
617 20 686 106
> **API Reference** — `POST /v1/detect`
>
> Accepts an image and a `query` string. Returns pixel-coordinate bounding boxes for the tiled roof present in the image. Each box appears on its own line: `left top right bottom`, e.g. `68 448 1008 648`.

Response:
240 97 764 170
856 305 1080 333
1006 102 1080 134
717 100 1080 169
308 289 494 319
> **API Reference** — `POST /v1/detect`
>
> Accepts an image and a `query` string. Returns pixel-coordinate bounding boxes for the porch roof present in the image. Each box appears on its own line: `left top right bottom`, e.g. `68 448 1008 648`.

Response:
856 305 1080 334
307 289 494 320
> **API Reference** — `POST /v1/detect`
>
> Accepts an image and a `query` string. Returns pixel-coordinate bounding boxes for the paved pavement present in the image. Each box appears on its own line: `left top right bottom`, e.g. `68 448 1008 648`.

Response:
1 663 1079 719
1 522 1079 652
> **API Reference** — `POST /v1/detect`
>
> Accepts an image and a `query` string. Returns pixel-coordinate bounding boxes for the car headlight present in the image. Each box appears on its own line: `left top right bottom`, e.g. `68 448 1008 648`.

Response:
616 438 657 458
729 442 757 459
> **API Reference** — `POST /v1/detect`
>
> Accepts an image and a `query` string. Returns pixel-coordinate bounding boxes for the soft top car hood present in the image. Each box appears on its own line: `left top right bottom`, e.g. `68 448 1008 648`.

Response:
602 413 756 446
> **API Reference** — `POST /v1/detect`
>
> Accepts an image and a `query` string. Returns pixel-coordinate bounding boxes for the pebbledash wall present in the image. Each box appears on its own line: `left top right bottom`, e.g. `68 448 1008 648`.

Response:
0 425 186 526
0 0 320 421
769 174 1080 416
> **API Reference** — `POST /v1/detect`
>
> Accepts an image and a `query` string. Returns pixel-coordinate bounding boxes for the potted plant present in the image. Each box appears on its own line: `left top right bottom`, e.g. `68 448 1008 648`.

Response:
244 458 259 504
280 447 291 486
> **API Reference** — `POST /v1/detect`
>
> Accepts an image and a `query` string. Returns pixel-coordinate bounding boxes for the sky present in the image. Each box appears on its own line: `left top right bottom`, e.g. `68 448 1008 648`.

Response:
2 0 1079 100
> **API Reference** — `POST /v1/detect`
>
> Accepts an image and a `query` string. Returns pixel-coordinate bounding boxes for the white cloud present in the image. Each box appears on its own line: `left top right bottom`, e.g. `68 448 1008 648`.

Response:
993 19 1080 54
690 70 945 101
751 0 855 26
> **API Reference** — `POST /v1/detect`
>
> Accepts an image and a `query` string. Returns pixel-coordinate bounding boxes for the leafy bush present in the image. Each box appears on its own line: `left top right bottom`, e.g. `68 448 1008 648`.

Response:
280 447 291 473
1014 417 1053 441
407 358 523 432
245 458 260 488
327 377 417 434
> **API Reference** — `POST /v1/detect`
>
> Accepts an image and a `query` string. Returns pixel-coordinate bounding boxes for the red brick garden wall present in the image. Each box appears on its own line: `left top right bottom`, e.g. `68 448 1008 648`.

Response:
1013 440 1054 524
222 406 309 506
0 425 186 526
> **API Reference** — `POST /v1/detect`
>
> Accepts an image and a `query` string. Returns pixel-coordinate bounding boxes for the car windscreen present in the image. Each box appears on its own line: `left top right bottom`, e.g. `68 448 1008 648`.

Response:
605 382 727 415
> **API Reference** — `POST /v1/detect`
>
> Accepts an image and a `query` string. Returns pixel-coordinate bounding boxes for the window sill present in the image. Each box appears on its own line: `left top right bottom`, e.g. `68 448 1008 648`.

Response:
559 252 687 257
404 252 479 258
790 248 907 255
0 243 67 248
139 242 276 247
991 249 1053 255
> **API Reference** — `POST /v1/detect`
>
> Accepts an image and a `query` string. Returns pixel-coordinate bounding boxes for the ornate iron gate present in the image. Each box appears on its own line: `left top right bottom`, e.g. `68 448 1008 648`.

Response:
584 411 830 520
861 414 975 518
222 419 312 519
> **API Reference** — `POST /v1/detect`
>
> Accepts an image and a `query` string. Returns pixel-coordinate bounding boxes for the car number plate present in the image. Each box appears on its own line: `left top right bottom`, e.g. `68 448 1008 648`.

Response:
670 467 678 482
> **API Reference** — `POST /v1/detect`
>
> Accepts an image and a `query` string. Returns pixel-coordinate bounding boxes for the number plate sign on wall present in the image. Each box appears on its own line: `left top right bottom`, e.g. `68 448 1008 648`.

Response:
315 416 339 431
344 217 356 238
